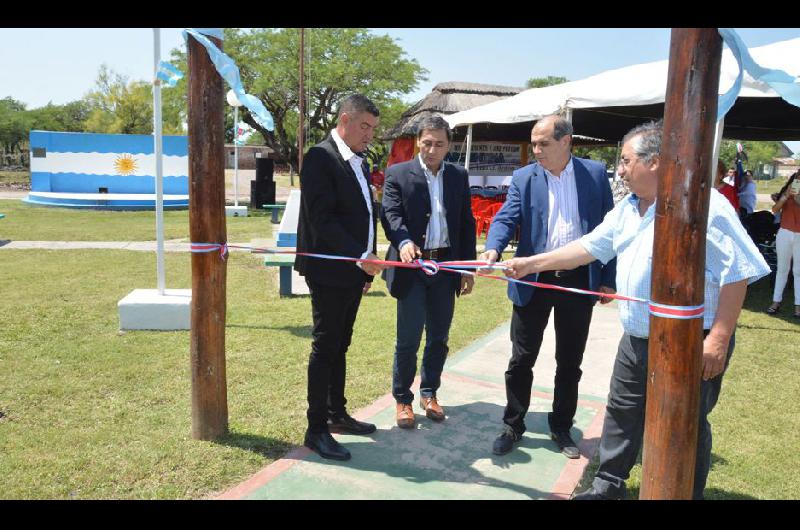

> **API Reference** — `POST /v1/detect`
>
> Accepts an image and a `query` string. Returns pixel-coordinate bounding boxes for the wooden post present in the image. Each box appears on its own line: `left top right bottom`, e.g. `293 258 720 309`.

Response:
187 32 228 440
640 28 722 499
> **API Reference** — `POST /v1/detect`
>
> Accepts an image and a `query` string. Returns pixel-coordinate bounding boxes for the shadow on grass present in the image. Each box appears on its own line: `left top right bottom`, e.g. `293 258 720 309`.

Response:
0 240 10 247
214 430 294 459
227 323 312 338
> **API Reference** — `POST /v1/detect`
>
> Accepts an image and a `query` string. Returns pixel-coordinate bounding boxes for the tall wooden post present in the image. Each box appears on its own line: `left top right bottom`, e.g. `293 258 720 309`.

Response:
187 32 228 440
640 28 722 499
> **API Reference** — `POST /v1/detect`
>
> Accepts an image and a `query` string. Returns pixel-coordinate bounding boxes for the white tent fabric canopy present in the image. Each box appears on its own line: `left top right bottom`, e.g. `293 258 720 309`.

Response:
445 37 800 134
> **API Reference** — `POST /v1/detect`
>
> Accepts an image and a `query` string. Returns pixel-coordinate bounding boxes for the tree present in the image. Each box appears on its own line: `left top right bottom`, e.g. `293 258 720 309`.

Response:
0 97 31 153
526 76 568 89
719 139 783 178
573 145 618 169
27 100 91 132
164 28 427 173
83 65 153 134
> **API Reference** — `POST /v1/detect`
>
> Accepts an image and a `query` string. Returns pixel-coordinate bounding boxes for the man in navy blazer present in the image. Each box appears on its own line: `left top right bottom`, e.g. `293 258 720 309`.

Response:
480 115 616 459
381 116 476 429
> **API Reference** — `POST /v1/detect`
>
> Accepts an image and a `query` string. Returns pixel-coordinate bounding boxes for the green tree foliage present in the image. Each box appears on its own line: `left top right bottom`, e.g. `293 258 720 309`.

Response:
573 145 619 169
0 97 31 153
26 100 92 132
164 28 427 172
83 65 153 134
526 76 568 89
719 139 783 177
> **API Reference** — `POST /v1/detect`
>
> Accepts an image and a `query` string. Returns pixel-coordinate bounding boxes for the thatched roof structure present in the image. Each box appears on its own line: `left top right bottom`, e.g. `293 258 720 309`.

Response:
383 81 524 140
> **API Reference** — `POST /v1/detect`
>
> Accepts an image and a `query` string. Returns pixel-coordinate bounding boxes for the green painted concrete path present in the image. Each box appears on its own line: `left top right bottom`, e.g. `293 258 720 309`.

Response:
218 303 624 500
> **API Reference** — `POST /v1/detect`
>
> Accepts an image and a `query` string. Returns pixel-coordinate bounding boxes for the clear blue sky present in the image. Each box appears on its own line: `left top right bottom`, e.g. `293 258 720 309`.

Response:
3 27 800 150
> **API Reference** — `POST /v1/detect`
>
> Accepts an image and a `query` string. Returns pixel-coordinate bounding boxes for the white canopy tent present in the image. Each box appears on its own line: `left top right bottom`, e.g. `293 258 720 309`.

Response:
445 37 800 142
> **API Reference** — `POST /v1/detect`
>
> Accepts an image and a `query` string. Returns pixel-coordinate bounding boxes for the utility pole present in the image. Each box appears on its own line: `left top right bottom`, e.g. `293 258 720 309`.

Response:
187 31 229 440
640 27 722 499
298 27 305 178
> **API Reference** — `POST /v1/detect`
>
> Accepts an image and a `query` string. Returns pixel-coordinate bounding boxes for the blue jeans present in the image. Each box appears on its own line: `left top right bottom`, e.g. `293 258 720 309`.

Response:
392 271 456 404
592 331 734 500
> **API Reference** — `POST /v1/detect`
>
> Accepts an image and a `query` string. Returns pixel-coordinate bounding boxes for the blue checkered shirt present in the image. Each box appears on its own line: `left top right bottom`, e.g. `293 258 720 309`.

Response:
579 189 770 338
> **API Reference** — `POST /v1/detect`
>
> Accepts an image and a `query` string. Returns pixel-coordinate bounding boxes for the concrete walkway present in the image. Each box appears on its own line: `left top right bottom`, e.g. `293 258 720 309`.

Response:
217 302 623 500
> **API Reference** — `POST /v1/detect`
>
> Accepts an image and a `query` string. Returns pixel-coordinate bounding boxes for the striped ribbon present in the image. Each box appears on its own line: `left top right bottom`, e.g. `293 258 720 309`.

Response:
191 242 704 319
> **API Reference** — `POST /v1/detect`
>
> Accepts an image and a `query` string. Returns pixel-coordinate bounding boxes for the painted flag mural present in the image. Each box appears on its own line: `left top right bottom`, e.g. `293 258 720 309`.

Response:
26 130 189 209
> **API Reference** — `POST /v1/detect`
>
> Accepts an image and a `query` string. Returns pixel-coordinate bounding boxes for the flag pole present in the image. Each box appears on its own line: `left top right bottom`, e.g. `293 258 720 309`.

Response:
153 28 166 295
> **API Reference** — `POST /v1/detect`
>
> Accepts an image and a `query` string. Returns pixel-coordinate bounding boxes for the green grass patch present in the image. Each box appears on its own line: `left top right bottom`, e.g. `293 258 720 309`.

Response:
756 177 791 196
0 248 510 498
0 201 273 242
575 276 800 500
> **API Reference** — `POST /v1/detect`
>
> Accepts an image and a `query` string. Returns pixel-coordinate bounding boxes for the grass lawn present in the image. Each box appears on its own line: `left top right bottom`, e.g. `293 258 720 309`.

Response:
0 201 273 242
575 275 800 500
756 177 792 196
0 246 511 499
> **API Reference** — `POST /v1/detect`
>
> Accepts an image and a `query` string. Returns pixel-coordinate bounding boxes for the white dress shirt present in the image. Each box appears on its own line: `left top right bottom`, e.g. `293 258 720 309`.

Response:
544 158 583 252
331 129 374 264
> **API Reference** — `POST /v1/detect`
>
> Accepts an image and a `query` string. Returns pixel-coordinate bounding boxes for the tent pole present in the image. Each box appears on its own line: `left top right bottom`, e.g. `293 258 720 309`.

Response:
152 28 166 295
464 124 473 171
711 117 725 182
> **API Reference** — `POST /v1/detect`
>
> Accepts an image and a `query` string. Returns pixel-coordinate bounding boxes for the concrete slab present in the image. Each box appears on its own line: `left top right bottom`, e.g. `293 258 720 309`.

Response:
218 303 623 500
118 288 191 330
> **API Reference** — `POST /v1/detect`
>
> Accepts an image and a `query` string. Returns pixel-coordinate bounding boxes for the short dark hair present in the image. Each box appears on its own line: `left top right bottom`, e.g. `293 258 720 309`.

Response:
337 94 379 119
416 115 452 142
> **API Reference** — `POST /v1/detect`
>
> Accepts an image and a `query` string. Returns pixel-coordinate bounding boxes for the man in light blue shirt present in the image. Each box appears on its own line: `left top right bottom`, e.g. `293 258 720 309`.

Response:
503 121 770 500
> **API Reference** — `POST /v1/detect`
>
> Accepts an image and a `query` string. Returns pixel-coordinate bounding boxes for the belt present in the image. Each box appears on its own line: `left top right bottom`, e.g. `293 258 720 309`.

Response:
420 247 449 260
540 268 584 279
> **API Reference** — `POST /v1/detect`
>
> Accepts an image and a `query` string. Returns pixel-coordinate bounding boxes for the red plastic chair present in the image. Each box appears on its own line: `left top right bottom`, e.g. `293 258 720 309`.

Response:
477 202 503 238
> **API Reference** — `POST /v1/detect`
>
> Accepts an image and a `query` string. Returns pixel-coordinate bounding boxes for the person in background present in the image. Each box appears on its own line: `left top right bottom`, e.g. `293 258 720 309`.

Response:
766 171 800 318
714 160 739 212
738 169 757 218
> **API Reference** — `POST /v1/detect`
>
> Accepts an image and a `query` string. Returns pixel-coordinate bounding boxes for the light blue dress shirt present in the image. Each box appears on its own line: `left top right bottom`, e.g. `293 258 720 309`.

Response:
580 189 770 338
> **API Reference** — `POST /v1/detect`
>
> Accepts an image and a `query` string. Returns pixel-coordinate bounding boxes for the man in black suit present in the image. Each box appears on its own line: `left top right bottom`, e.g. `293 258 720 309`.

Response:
295 94 386 461
381 116 476 429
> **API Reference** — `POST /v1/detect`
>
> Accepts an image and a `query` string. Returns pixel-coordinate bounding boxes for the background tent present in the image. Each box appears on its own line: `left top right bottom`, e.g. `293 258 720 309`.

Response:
383 81 525 167
446 37 800 142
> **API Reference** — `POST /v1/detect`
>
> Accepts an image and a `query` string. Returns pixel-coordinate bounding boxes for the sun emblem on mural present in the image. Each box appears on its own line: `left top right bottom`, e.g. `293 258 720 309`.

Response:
114 154 138 175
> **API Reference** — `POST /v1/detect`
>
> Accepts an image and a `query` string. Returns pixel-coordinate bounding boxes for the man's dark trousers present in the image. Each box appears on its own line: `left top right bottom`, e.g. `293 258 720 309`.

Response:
392 266 456 404
306 279 364 433
504 266 594 435
591 332 735 500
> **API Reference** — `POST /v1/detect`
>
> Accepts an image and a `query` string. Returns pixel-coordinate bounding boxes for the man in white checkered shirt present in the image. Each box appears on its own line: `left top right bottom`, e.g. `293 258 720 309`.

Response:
503 120 770 500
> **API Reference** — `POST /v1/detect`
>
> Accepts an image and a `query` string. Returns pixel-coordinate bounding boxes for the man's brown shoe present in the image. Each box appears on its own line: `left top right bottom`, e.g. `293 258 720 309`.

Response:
396 403 415 429
420 396 445 422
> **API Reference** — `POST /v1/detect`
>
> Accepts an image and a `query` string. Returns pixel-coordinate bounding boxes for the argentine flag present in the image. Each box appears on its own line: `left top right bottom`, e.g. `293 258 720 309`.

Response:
156 61 184 87
28 130 188 195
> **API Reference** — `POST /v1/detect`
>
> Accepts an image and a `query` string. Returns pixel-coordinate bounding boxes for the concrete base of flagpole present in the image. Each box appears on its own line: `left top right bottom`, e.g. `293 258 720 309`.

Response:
118 289 192 330
225 206 248 217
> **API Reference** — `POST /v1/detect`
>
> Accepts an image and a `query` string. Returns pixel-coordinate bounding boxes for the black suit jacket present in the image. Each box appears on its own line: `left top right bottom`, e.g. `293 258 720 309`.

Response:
294 134 377 288
380 156 476 299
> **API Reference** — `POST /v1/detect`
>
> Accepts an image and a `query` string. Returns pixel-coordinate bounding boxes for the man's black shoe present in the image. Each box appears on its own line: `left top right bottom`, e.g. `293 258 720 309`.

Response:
304 431 351 461
492 426 522 455
328 413 376 435
550 430 580 459
571 486 622 500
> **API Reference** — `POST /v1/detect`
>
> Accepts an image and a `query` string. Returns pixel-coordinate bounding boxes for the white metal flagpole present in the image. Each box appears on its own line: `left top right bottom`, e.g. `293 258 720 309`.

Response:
234 105 239 207
153 28 166 295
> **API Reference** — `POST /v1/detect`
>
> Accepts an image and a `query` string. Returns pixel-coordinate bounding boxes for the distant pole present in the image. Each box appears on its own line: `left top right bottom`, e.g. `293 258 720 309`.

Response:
152 28 166 295
234 105 239 207
640 27 722 500
298 28 305 175
187 30 228 440
465 124 473 171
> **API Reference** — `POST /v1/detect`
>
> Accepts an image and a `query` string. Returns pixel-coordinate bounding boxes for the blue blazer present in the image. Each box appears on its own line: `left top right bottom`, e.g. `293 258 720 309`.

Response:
485 156 616 307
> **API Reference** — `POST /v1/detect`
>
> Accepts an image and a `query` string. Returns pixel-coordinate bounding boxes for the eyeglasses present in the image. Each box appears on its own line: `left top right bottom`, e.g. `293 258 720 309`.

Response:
618 157 639 168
